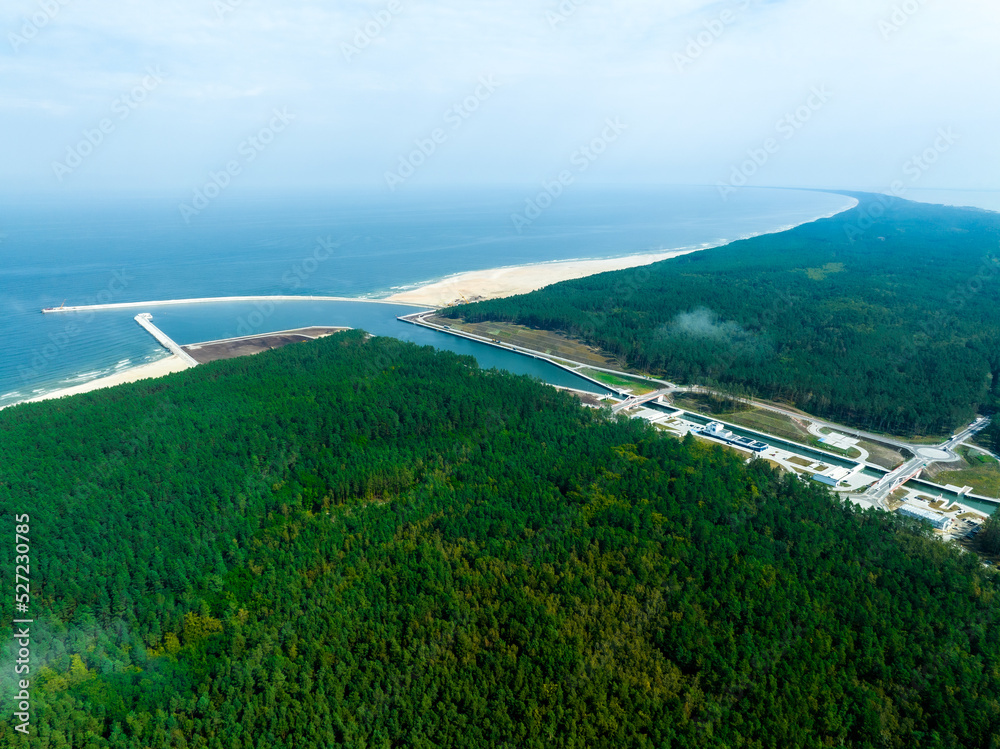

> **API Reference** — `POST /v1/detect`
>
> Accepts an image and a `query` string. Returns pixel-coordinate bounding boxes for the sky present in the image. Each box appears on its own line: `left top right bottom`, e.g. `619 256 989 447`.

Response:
2 0 998 197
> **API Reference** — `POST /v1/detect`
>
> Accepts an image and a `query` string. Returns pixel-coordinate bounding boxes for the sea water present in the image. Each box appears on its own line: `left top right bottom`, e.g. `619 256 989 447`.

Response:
0 186 856 405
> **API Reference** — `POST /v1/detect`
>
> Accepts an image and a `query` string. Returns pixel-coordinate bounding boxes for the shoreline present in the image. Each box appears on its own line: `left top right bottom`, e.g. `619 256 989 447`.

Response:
383 247 707 307
2 355 193 410
9 198 860 407
384 199 859 307
3 327 351 410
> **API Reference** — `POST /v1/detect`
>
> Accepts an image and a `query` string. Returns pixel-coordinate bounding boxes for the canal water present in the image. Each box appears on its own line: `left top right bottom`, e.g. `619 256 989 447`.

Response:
906 480 997 517
659 407 997 516
18 300 998 515
1 186 856 407
139 299 613 395
675 409 859 469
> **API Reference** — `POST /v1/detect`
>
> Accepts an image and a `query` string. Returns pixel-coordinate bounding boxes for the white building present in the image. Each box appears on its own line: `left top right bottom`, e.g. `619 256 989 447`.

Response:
703 422 734 440
897 505 952 530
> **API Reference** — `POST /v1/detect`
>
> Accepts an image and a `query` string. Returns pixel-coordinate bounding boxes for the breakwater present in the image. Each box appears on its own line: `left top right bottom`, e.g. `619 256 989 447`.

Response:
134 314 199 367
42 295 431 314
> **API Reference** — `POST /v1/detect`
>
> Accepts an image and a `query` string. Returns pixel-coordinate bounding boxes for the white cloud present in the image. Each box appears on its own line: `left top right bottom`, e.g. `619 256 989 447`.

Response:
0 0 996 191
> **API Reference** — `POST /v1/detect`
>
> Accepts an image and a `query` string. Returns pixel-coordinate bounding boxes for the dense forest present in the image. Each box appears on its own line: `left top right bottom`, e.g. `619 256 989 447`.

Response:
976 420 1000 454
2 331 1000 747
979 514 1000 555
445 195 1000 436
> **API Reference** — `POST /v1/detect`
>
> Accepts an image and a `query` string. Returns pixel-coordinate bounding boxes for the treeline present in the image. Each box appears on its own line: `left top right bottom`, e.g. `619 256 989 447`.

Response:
976 420 1000 454
2 331 999 747
979 514 1000 555
445 195 1000 436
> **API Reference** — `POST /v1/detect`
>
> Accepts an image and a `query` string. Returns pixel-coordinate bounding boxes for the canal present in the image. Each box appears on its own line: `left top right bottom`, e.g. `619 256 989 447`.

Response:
136 299 997 516
147 299 614 395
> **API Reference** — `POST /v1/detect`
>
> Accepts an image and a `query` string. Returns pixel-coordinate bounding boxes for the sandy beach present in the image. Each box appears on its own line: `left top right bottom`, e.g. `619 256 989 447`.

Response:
5 355 193 409
4 216 837 408
385 247 706 308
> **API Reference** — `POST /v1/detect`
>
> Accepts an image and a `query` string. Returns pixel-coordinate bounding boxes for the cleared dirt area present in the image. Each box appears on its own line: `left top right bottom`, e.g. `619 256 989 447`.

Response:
886 493 907 512
931 448 1000 498
183 327 349 364
578 368 661 395
670 392 749 417
724 408 813 443
856 440 907 469
563 390 606 407
432 316 619 368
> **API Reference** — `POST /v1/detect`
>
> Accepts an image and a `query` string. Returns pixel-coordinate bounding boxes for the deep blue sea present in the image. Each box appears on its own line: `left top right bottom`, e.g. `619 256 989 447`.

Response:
0 187 856 405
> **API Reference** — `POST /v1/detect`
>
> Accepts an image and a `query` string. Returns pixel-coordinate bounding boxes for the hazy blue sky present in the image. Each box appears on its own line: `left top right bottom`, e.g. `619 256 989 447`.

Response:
3 0 997 195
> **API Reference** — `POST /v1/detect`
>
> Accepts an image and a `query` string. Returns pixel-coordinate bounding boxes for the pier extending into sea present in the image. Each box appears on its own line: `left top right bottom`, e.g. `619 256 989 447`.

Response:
134 314 199 367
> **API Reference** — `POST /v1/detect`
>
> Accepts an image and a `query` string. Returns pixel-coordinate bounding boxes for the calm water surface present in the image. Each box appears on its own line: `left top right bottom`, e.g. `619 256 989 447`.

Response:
0 187 855 404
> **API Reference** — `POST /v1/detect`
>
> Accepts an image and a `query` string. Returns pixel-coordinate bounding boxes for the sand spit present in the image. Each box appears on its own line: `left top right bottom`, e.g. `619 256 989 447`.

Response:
385 248 705 308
